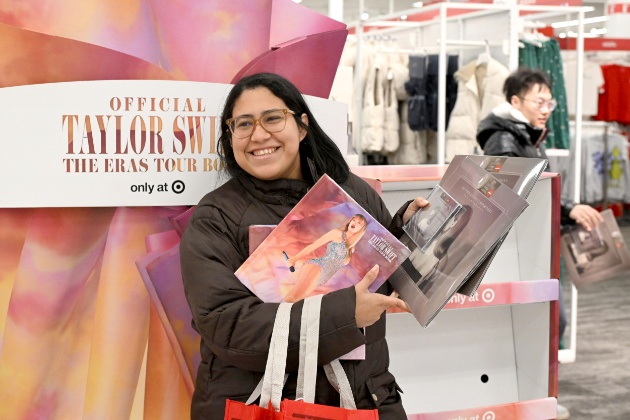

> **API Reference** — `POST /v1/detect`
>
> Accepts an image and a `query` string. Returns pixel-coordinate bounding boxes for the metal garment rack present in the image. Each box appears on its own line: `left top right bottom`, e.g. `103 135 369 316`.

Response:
349 2 593 168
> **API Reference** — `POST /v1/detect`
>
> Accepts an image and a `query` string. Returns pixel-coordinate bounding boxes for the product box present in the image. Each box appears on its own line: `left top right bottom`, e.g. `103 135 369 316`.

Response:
560 208 630 288
453 155 548 295
391 156 530 327
236 174 410 304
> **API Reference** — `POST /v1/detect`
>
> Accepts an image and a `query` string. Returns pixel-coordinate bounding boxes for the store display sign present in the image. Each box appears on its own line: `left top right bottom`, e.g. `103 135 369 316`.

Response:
0 80 347 208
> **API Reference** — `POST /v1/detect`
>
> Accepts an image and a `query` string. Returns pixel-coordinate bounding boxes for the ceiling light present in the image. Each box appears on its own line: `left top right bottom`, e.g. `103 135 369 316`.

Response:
361 11 370 20
401 15 408 21
413 2 424 7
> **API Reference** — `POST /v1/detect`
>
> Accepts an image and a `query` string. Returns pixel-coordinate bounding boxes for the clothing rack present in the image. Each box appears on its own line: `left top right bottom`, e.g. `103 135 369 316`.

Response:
350 2 593 166
377 41 503 56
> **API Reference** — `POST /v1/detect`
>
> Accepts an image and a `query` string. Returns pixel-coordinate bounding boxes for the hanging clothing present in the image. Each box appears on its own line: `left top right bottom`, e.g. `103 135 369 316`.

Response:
552 126 630 205
405 54 429 131
581 129 630 203
444 57 509 161
562 58 604 117
518 39 570 149
361 55 386 153
387 103 430 164
383 74 400 154
594 64 630 125
426 54 459 132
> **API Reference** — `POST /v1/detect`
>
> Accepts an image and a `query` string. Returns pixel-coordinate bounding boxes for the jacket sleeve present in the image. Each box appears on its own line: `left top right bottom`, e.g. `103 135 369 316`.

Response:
560 201 577 226
180 204 366 374
388 199 414 239
481 131 522 157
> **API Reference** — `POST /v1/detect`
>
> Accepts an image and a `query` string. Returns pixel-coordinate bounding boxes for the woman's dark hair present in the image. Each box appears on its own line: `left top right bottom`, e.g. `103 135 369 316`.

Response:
433 204 473 259
503 67 552 102
218 72 350 184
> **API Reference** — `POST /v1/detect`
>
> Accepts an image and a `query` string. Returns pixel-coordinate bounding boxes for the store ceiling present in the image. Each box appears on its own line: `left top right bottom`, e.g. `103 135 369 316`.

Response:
298 0 608 36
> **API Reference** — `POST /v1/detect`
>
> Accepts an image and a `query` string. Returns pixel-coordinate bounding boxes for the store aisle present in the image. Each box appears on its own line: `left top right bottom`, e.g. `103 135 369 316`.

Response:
558 216 630 419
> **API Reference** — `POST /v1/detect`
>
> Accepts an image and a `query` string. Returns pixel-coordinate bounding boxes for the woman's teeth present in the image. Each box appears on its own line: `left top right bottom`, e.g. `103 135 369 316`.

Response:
252 148 276 156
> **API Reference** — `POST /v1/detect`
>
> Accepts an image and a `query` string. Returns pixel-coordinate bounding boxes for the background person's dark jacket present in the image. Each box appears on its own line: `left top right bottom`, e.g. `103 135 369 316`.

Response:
477 104 576 225
180 171 408 420
477 112 547 159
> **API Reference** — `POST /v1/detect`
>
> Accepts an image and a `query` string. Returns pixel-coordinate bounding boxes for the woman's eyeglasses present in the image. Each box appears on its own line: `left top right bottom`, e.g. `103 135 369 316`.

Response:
522 97 558 112
226 109 296 139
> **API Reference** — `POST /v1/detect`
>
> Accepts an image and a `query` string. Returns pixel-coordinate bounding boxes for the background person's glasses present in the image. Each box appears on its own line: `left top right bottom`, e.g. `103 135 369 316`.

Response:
226 109 296 139
522 97 558 112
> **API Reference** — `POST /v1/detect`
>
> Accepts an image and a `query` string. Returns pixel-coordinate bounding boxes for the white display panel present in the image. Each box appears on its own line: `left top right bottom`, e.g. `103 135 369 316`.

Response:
0 80 348 208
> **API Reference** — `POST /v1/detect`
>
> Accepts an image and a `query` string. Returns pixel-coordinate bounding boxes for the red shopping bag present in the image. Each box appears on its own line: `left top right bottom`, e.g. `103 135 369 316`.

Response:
224 400 283 420
281 399 379 419
225 398 378 420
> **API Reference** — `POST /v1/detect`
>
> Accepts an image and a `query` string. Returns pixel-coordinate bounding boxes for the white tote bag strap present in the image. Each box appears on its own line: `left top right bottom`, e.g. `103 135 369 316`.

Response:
324 359 357 410
296 294 323 403
251 296 357 411
258 301 294 411
298 295 357 410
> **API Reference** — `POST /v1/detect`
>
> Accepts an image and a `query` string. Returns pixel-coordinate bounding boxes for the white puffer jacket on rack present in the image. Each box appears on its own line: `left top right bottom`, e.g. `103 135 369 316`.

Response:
444 57 509 162
383 75 400 154
361 55 386 153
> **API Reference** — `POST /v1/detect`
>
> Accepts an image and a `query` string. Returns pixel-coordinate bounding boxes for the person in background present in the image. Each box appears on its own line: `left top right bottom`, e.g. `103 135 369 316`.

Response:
477 67 603 420
180 72 428 419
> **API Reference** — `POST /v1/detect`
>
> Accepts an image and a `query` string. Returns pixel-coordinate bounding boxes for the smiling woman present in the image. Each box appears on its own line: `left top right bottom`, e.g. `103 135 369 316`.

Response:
228 87 307 181
178 72 429 419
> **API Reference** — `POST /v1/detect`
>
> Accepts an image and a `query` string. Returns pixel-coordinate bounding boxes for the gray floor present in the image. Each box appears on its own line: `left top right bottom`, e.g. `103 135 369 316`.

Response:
558 214 630 420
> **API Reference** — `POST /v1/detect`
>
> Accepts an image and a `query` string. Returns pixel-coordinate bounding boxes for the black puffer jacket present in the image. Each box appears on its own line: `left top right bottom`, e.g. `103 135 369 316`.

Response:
477 106 576 224
180 171 408 419
477 113 547 159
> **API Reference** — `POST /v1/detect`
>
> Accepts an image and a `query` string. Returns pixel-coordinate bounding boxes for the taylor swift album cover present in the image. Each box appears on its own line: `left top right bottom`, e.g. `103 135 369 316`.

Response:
561 209 630 288
391 157 530 327
235 174 411 304
403 185 463 252
452 155 548 296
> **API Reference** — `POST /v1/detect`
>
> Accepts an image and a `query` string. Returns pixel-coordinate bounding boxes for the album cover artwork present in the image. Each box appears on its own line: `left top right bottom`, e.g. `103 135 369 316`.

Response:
391 157 529 327
452 155 548 296
248 223 368 360
235 174 411 304
403 185 463 252
561 209 630 288
570 225 605 254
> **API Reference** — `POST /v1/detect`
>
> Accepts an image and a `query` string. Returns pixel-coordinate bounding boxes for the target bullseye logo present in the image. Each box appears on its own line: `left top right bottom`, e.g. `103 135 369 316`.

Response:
481 288 495 303
172 180 185 194
481 411 496 420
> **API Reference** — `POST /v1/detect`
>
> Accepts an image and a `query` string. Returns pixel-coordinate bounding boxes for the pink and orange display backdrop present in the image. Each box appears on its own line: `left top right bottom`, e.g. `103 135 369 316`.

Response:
0 1 347 418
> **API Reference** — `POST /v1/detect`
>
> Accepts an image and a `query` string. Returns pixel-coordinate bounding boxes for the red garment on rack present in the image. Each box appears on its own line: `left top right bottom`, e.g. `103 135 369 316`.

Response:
595 64 630 124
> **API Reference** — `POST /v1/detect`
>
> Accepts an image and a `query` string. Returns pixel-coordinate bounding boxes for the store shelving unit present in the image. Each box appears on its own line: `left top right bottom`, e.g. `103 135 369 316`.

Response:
352 165 561 416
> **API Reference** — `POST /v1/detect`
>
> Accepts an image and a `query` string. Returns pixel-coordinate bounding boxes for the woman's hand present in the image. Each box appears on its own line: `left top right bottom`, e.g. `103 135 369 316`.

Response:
569 204 603 231
402 197 430 224
355 265 408 328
